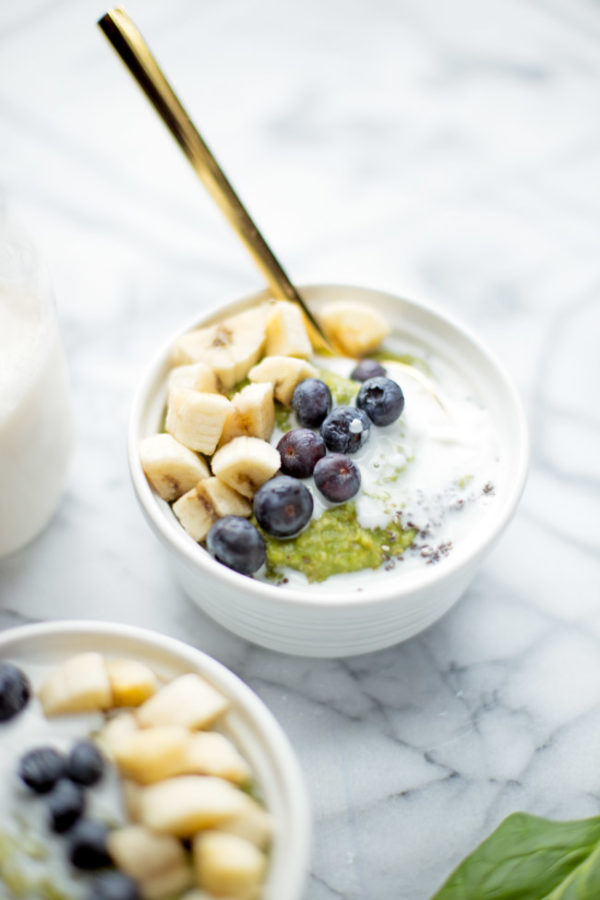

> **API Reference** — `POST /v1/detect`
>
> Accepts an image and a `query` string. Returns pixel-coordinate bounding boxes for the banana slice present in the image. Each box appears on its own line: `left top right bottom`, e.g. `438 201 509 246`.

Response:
211 436 280 499
106 658 158 707
193 831 267 900
111 726 190 784
138 775 249 837
95 712 138 760
142 868 195 900
136 673 229 730
108 825 193 900
172 305 271 390
266 300 312 358
38 652 112 717
218 382 275 447
166 389 231 455
173 477 252 543
318 301 391 356
183 732 252 785
169 362 218 394
248 356 318 405
140 434 210 502
217 797 273 849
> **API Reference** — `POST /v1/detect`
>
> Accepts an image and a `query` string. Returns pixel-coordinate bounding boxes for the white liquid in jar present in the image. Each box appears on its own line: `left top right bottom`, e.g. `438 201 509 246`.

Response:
0 286 72 557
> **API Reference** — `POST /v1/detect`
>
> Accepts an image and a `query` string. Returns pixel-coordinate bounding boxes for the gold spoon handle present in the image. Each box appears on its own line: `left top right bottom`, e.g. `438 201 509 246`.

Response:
98 6 331 350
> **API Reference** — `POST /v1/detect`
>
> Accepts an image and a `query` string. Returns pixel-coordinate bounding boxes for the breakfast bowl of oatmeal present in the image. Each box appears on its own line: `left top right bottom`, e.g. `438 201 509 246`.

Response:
128 283 528 657
0 620 310 900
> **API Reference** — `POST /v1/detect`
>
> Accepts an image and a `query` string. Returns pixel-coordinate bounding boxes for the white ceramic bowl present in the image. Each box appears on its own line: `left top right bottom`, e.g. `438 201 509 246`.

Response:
0 620 311 900
129 284 528 657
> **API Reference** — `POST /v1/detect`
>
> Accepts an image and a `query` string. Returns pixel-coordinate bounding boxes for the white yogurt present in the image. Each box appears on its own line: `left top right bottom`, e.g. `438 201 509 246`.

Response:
0 662 125 900
0 258 72 557
261 343 503 590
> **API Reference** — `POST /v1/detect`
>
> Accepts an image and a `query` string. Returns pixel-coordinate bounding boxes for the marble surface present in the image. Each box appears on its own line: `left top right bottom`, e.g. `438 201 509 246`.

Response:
1 0 600 896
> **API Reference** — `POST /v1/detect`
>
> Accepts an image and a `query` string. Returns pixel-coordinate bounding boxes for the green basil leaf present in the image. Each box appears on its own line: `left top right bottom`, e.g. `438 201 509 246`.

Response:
431 812 600 899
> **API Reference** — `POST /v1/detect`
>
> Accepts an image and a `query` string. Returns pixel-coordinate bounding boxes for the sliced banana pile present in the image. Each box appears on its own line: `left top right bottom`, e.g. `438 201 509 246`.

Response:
140 298 390 549
38 654 272 900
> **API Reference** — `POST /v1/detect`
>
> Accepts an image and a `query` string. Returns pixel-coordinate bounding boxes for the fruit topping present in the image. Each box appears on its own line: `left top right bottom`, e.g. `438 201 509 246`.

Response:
319 301 391 356
47 778 86 833
136 673 229 731
105 659 158 708
168 361 218 394
206 516 266 575
210 435 280 499
18 746 65 793
193 830 267 898
218 381 275 446
314 454 361 502
111 725 190 785
171 304 270 390
137 775 250 837
356 376 405 426
68 819 112 869
320 406 371 453
67 740 105 787
108 825 192 898
0 662 31 722
249 355 318 405
291 377 332 428
253 476 314 538
139 434 210 503
174 478 252 544
87 871 141 900
38 652 112 717
350 359 387 381
277 429 326 479
265 300 312 358
166 389 231 456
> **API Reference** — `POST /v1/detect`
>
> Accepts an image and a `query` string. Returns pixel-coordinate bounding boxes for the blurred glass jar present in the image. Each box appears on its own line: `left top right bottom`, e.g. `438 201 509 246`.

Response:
0 218 72 557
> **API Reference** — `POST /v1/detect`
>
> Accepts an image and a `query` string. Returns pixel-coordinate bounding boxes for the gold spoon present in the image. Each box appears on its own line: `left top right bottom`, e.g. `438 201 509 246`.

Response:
97 6 335 353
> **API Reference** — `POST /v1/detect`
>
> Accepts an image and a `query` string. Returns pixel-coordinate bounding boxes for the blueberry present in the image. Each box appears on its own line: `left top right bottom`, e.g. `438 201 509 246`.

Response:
68 819 111 870
206 516 266 575
291 378 332 428
277 429 326 478
87 873 141 900
18 746 65 794
320 406 371 454
253 476 314 538
350 359 387 381
313 454 361 503
0 662 31 722
47 778 85 833
67 741 104 787
356 376 405 426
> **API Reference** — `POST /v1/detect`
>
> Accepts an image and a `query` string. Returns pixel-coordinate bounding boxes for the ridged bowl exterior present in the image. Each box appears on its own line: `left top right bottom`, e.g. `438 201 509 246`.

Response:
129 284 528 657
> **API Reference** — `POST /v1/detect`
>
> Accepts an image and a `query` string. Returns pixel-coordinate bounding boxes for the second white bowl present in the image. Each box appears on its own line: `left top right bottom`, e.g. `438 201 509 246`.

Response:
0 620 311 900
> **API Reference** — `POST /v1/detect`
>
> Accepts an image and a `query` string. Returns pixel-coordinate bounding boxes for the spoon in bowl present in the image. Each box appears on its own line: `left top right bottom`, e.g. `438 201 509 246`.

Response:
97 6 336 354
97 8 445 407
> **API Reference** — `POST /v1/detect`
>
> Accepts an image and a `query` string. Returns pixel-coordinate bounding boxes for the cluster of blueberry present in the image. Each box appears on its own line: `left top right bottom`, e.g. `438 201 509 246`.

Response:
0 662 138 900
206 360 405 576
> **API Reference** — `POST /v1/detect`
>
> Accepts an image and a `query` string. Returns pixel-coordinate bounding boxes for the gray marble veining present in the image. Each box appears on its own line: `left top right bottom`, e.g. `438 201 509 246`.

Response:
1 0 600 897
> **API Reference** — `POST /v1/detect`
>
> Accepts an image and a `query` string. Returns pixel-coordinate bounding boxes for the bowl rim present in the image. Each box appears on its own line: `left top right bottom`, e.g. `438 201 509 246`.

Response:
128 282 529 608
0 619 311 900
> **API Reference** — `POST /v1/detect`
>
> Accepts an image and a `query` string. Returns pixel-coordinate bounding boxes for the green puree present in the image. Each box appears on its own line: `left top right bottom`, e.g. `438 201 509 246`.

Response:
317 369 357 405
259 502 416 583
0 829 72 900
